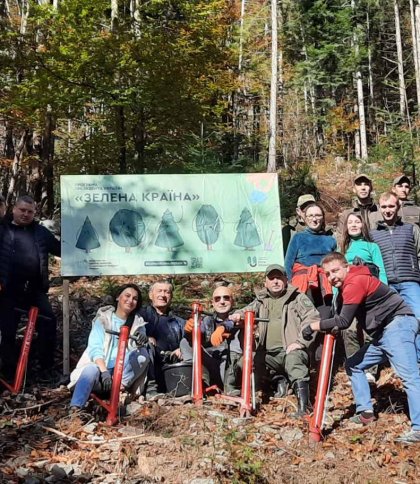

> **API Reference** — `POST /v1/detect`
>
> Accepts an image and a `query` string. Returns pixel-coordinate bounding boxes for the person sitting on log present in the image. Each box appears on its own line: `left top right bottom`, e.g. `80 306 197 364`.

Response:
68 284 149 412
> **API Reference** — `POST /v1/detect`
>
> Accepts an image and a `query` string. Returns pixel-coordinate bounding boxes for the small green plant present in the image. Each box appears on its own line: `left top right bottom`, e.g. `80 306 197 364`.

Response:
98 277 120 298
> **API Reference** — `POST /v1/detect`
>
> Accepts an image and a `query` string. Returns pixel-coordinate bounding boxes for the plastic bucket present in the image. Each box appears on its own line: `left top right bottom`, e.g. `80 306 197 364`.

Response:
162 361 192 397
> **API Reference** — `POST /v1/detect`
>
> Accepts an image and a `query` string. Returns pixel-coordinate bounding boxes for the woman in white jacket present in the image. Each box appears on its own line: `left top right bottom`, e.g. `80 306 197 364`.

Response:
69 284 149 410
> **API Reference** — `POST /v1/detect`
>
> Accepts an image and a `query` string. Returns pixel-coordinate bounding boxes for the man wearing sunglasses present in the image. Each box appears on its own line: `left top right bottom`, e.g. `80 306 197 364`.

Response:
391 175 420 226
231 264 320 417
181 286 242 395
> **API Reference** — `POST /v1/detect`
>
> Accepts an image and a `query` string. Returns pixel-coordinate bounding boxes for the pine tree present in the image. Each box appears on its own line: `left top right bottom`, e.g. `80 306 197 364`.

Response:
234 208 261 250
155 209 184 251
75 216 100 253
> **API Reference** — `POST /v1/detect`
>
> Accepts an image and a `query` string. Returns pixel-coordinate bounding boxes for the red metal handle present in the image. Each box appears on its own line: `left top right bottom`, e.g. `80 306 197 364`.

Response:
309 333 336 442
240 310 255 416
192 302 203 405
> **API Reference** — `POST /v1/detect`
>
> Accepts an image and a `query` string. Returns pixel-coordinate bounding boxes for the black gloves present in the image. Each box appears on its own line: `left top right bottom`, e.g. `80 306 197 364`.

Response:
132 330 148 348
101 370 113 392
302 325 314 341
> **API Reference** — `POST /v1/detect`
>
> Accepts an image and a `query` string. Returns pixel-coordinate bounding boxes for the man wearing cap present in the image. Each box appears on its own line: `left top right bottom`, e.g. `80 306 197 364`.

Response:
230 264 320 416
282 194 316 255
337 174 381 244
392 175 420 226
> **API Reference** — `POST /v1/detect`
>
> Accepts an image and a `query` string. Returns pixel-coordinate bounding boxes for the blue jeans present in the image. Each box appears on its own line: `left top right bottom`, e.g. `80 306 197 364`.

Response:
346 315 420 430
390 282 420 319
390 282 420 361
70 348 149 408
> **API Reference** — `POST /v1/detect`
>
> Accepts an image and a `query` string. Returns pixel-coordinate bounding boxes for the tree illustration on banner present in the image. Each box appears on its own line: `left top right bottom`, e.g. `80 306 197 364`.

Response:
194 204 221 250
75 216 101 253
234 208 261 250
109 209 146 252
155 209 184 251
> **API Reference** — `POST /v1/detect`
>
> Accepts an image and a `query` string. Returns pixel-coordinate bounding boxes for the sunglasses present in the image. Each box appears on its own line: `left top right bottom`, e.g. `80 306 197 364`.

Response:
214 295 231 302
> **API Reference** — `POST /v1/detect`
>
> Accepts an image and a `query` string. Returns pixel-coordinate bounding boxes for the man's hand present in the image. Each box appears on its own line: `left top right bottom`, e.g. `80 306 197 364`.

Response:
184 318 194 333
132 330 148 347
148 337 157 346
101 370 112 392
302 325 314 341
210 326 226 346
171 348 182 360
286 342 303 354
229 313 242 324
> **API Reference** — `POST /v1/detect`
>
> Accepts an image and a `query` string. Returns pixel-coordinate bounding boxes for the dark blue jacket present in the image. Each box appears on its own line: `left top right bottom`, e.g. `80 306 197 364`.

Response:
370 220 420 284
139 305 185 353
0 219 61 292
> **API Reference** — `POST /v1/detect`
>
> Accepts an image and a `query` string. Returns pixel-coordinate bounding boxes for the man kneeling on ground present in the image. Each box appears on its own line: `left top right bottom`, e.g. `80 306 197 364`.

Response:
180 286 242 396
303 252 420 444
231 264 319 417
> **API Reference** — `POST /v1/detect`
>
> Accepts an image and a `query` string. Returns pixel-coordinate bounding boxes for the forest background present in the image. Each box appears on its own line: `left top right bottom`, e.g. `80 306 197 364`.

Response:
1 0 420 220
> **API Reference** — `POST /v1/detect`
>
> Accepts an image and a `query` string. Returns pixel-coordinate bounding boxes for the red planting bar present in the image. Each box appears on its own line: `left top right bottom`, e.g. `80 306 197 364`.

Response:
0 306 39 394
192 302 204 405
91 325 129 426
309 333 336 442
239 310 254 417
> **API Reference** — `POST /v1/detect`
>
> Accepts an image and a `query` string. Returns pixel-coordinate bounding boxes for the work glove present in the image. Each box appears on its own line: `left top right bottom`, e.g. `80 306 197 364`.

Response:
302 325 314 341
132 330 148 348
184 318 195 333
101 370 113 392
210 326 227 347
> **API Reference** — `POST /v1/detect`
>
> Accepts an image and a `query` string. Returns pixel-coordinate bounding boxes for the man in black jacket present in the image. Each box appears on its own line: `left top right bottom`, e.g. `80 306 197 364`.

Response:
392 174 420 226
0 195 61 377
139 281 185 396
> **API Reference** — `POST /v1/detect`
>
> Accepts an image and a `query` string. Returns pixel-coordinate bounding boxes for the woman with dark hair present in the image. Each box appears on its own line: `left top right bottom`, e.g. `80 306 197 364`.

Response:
68 284 149 411
341 212 387 284
285 203 337 317
340 213 387 374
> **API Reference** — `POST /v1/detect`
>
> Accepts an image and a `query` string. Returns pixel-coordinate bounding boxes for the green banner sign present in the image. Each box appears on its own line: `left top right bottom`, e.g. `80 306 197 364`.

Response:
61 173 283 276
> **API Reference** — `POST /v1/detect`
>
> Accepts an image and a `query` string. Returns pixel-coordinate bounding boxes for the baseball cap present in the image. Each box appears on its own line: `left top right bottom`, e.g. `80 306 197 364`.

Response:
297 194 315 208
393 174 411 186
265 264 286 276
354 173 372 184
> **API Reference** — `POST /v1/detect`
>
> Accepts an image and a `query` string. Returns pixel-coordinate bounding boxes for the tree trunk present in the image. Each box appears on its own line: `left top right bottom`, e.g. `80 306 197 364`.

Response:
394 0 407 119
410 0 420 110
42 108 55 215
6 130 30 206
117 106 127 174
111 0 118 32
267 0 278 173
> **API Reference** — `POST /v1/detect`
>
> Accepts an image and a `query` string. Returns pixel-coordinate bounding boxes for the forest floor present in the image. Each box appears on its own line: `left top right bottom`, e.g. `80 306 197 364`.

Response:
1 272 420 483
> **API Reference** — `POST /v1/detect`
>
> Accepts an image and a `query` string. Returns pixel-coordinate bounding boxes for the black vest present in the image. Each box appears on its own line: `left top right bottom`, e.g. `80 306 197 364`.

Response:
371 222 420 284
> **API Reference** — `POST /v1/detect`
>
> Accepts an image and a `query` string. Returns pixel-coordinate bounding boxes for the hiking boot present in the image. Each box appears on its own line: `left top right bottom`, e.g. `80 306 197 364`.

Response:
350 411 375 425
225 389 241 397
273 376 288 398
395 430 420 444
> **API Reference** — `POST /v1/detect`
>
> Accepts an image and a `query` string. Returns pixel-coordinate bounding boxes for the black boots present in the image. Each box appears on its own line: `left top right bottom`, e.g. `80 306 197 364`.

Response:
273 376 288 398
293 380 310 417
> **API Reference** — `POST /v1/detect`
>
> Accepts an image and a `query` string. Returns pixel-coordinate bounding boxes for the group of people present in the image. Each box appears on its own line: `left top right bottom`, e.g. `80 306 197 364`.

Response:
1 174 420 445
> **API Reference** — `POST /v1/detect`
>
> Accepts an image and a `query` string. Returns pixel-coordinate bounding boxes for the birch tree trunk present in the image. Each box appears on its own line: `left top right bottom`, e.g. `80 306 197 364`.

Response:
394 0 407 119
267 0 277 173
410 0 420 109
111 0 118 32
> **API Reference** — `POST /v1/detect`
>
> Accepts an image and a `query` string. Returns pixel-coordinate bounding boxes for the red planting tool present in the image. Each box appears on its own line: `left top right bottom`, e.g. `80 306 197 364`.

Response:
0 307 41 394
90 325 129 426
217 310 269 417
191 302 204 405
309 333 336 442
